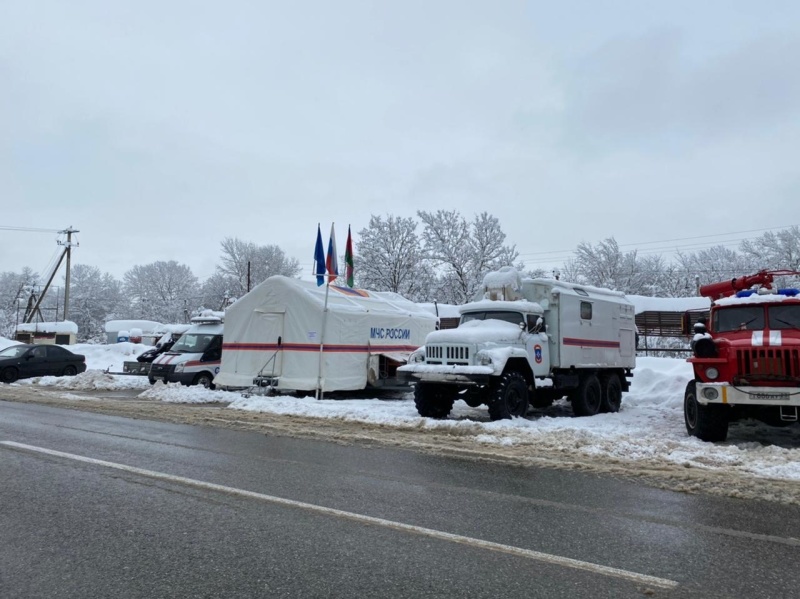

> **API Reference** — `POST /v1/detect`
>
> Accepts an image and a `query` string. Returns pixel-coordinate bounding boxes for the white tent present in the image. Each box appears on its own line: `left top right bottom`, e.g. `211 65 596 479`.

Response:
215 276 438 392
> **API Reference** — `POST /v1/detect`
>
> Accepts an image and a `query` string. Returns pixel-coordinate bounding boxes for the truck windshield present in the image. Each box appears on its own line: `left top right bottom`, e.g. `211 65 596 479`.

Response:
461 311 525 327
769 304 800 330
170 334 218 353
714 306 765 332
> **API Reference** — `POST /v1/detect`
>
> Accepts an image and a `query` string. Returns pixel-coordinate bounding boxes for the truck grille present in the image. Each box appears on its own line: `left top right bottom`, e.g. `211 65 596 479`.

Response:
735 348 800 384
149 363 176 376
426 345 470 365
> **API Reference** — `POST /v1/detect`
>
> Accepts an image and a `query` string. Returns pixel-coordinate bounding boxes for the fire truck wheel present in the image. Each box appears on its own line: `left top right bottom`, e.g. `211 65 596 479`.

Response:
684 380 729 442
194 372 215 389
600 373 622 413
571 374 602 417
1 366 19 384
488 372 530 420
414 382 455 419
148 376 157 385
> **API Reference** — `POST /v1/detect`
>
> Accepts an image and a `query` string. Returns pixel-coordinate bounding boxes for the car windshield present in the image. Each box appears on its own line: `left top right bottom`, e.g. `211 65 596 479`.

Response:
0 345 30 358
170 334 218 353
769 304 800 330
714 306 765 332
460 311 525 327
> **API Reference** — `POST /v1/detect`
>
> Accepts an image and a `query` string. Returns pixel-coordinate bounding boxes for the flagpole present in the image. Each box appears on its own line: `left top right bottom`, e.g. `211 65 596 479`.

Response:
316 279 331 400
316 223 338 400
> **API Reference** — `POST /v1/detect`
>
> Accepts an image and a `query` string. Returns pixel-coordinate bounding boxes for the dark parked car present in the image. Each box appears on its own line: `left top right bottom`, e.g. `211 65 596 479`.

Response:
0 344 87 383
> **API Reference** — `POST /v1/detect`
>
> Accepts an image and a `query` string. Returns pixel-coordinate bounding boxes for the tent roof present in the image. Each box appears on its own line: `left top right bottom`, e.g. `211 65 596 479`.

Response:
229 276 438 320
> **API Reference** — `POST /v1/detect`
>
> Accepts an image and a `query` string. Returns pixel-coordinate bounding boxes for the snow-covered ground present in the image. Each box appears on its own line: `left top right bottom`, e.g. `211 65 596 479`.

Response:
4 338 800 482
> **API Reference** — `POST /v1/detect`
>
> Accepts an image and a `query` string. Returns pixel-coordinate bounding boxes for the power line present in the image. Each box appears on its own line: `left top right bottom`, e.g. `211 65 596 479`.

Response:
515 224 799 260
0 226 61 233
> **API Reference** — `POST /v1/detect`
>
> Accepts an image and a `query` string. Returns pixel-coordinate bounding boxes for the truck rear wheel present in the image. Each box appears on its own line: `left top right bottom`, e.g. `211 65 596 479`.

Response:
571 374 602 417
600 373 622 413
488 372 529 420
414 382 455 419
684 380 729 442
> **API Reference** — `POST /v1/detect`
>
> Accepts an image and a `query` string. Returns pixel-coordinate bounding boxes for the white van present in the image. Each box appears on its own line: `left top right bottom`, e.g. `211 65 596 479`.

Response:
148 316 223 388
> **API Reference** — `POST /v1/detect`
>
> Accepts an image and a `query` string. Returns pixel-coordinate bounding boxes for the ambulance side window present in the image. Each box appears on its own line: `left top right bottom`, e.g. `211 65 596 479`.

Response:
580 302 592 320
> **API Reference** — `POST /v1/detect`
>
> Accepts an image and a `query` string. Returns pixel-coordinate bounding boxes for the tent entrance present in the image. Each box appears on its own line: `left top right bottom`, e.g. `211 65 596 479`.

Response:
252 311 285 382
367 351 412 389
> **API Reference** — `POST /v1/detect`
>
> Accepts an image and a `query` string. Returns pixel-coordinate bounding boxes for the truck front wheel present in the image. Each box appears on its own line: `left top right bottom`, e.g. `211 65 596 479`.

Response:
571 374 602 417
488 372 529 420
414 382 456 419
684 380 729 442
193 372 215 389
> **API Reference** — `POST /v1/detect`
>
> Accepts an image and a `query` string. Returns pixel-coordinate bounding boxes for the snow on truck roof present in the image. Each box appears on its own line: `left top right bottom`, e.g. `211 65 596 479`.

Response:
460 299 544 314
714 290 800 306
528 277 628 300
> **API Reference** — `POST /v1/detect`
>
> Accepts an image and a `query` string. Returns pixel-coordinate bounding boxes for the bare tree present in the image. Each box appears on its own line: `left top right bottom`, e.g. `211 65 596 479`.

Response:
207 238 301 307
355 215 435 301
66 264 127 341
123 261 199 323
418 210 520 304
739 226 800 287
0 268 41 337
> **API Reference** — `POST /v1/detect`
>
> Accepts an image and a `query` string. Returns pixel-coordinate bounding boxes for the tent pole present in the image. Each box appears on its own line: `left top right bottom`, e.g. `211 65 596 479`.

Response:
316 279 331 400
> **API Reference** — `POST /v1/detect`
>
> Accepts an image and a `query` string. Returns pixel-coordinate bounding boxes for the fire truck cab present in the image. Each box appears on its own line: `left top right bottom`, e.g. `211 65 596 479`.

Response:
684 270 800 442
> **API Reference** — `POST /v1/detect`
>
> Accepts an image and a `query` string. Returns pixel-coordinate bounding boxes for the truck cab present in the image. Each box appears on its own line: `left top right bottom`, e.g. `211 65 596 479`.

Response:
684 271 800 441
148 315 224 388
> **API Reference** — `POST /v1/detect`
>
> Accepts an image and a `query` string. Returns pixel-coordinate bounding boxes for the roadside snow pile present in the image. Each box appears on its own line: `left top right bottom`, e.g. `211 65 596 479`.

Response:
140 383 234 404
32 370 152 390
223 357 800 482
20 345 800 482
71 341 150 372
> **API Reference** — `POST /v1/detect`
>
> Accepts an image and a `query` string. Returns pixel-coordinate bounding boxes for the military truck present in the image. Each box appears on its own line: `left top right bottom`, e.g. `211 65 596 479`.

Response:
399 267 636 420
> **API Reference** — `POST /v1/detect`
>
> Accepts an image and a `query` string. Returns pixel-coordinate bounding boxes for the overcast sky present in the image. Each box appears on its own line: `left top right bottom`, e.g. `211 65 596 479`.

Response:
2 0 798 283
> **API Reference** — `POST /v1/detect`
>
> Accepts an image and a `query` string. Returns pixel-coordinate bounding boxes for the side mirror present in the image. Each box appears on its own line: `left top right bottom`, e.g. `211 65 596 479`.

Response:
681 311 692 335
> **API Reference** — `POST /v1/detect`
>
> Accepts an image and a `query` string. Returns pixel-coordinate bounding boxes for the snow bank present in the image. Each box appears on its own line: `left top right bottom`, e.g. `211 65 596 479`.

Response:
12 339 800 483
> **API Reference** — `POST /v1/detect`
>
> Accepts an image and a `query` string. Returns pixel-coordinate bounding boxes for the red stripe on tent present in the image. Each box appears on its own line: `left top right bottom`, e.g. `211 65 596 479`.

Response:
223 343 419 353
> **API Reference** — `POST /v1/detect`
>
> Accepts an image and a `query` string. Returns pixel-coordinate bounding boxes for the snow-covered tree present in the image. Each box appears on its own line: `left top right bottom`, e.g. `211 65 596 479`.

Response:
202 238 301 308
418 210 520 304
123 261 200 323
66 264 127 341
675 246 757 291
739 226 800 287
0 268 40 337
355 215 435 301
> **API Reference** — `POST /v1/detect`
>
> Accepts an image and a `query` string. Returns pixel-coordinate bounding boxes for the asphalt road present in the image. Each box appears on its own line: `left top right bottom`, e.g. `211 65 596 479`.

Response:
2 400 800 598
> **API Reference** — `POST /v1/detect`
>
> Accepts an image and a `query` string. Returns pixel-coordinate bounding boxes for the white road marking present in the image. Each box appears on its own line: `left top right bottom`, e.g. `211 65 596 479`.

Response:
1 440 678 590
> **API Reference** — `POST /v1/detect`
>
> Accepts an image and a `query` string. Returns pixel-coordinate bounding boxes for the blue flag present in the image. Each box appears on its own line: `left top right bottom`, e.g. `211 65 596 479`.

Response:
314 224 325 286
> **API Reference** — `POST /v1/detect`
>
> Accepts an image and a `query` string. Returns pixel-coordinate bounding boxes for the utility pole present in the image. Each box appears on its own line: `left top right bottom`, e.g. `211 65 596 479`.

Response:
60 227 78 321
247 261 251 293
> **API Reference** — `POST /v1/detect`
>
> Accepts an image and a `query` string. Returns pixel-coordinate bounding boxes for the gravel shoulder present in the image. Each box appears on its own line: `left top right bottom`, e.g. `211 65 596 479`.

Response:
4 384 800 505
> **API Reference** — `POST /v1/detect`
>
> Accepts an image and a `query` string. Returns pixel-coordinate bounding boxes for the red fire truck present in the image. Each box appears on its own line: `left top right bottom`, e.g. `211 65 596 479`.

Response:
684 270 800 441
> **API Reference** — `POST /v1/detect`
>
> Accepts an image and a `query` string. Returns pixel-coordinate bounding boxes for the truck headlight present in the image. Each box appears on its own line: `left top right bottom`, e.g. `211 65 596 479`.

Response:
705 367 719 380
476 352 493 366
702 387 719 400
410 351 425 364
174 363 185 373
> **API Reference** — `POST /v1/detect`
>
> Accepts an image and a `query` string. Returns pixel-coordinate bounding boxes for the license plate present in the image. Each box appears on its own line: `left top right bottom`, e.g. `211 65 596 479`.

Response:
751 393 790 401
